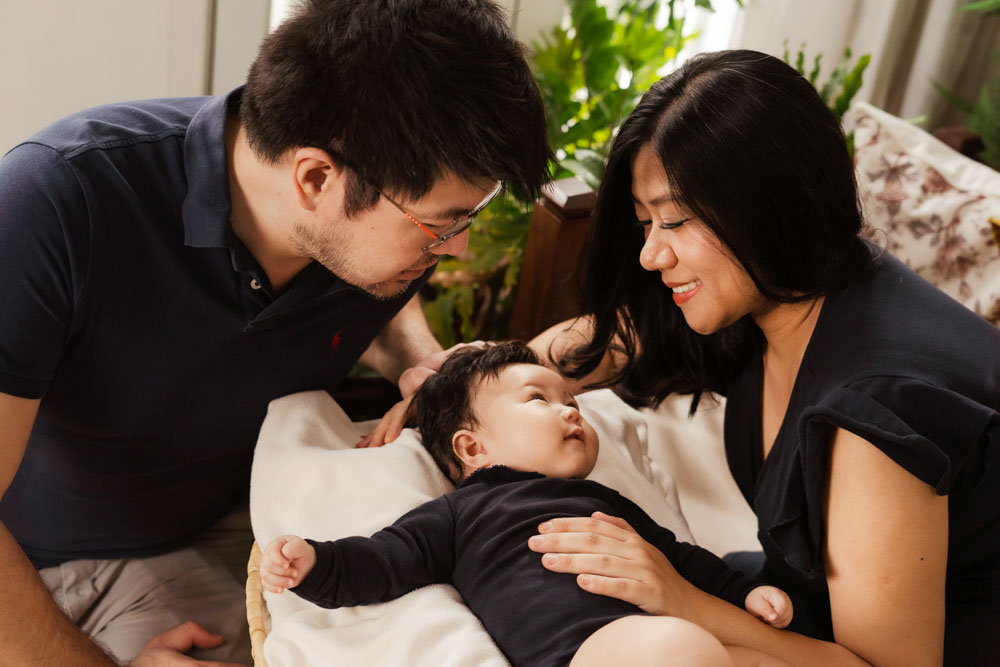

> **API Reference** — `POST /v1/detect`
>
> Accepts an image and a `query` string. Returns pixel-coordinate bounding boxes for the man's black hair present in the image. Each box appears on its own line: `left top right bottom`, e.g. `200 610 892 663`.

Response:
413 341 540 484
559 50 875 410
240 0 552 214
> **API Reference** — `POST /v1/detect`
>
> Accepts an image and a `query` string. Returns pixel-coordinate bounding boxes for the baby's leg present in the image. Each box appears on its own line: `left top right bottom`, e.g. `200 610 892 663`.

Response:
570 615 735 667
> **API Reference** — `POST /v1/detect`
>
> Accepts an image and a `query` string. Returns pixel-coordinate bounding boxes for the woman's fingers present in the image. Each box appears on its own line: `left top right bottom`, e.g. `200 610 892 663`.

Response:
576 573 645 607
589 511 636 531
537 515 635 542
537 551 636 577
529 513 681 616
528 532 632 561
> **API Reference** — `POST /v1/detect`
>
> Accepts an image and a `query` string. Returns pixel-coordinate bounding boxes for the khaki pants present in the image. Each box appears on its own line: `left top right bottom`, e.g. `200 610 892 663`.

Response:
38 504 254 665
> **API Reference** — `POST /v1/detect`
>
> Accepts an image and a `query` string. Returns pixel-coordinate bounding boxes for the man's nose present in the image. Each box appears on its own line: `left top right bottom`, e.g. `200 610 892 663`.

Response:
430 228 470 256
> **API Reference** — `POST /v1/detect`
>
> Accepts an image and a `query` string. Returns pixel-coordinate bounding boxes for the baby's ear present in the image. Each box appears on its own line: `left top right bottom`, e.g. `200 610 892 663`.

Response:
453 430 487 469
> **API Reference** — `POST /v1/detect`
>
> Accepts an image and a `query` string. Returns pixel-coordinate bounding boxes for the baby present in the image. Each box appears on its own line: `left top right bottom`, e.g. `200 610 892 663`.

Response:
261 342 792 667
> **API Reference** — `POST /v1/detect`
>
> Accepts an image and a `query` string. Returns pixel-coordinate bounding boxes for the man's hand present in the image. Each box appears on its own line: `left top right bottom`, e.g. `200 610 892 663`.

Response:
357 341 486 448
129 621 247 666
260 535 317 594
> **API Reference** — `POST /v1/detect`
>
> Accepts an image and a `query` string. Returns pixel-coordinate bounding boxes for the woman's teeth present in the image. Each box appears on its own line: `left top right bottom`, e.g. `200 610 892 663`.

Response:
672 280 701 294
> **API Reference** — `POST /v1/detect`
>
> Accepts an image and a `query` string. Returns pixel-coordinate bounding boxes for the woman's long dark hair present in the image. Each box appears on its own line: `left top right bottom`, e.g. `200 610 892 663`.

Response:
559 50 873 410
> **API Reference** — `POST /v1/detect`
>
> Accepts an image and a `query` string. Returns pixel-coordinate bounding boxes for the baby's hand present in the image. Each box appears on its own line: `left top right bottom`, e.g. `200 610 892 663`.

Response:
745 585 793 629
260 535 317 594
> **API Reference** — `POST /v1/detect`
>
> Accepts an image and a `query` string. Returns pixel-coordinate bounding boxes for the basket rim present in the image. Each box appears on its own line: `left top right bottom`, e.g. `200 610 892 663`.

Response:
246 540 270 667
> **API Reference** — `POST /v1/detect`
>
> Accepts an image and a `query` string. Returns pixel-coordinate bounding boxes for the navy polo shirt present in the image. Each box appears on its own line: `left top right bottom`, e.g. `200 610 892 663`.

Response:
0 89 430 568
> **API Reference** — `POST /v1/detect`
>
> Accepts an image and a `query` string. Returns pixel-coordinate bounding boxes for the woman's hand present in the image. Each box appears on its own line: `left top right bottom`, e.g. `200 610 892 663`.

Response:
527 511 694 617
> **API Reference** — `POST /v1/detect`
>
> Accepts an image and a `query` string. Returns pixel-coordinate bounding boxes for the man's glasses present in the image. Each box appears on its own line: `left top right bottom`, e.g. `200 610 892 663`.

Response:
380 180 504 252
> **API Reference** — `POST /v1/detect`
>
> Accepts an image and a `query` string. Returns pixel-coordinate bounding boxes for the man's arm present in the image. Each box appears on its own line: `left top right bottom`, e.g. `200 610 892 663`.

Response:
0 392 118 666
358 295 442 385
1 393 247 667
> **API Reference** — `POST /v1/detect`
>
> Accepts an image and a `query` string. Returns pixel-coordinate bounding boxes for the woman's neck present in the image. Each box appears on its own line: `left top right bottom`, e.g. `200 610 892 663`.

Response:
754 296 825 386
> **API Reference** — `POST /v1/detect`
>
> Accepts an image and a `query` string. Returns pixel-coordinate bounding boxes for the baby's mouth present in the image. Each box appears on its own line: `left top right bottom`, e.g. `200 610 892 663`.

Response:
565 427 585 441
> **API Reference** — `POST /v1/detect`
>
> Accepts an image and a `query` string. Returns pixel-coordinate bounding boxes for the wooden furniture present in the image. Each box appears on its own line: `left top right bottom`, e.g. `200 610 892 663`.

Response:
508 177 596 341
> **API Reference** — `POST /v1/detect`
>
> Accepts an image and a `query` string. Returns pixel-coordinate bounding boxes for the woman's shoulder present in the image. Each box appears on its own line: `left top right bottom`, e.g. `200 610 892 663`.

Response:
806 252 1000 399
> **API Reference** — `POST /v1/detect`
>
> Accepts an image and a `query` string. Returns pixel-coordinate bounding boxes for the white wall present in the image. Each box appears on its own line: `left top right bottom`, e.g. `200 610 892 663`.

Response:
2 0 979 156
0 0 268 155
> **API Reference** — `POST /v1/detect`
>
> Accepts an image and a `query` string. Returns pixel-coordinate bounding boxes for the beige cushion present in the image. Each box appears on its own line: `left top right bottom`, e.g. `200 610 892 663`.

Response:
844 101 1000 326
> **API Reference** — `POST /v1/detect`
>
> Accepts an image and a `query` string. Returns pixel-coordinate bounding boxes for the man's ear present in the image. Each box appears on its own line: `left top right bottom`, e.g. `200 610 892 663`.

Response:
291 147 345 213
453 429 488 470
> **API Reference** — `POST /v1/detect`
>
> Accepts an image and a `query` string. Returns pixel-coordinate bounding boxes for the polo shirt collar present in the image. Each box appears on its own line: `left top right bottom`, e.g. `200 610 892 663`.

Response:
181 86 242 249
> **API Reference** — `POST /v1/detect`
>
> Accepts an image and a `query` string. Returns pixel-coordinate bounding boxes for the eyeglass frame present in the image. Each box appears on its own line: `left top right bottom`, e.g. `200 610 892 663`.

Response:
379 180 504 252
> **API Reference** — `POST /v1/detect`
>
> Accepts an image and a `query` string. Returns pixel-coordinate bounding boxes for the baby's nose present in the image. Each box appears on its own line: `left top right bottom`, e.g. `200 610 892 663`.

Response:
562 405 582 422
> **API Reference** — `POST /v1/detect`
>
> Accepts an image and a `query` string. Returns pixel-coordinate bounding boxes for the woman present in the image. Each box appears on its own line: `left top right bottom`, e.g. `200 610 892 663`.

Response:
528 50 1000 666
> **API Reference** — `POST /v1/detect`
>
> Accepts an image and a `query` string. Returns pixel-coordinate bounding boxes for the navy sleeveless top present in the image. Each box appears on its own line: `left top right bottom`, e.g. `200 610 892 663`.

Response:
724 252 1000 663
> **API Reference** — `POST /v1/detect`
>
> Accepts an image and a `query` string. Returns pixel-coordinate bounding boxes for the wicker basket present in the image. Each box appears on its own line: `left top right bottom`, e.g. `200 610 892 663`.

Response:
245 541 270 667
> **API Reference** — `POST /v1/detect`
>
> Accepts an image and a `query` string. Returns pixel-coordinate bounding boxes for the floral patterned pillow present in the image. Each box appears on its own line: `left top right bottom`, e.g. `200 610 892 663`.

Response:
844 101 1000 326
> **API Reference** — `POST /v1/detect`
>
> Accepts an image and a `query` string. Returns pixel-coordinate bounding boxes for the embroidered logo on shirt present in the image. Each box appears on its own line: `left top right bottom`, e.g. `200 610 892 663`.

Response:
330 328 344 351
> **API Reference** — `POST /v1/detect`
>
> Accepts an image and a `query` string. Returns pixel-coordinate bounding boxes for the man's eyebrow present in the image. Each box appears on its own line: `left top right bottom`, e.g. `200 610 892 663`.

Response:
411 205 472 221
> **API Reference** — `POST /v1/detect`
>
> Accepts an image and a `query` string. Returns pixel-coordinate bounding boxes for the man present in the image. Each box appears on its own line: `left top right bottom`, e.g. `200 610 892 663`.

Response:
0 0 550 664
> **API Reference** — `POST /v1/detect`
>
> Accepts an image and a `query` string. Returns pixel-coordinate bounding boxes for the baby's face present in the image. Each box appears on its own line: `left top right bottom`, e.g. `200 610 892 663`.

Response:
466 364 599 478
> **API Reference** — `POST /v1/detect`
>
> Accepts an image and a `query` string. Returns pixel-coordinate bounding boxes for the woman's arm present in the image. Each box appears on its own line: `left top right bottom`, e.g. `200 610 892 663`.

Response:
823 427 947 666
528 317 624 394
529 426 950 665
529 513 868 666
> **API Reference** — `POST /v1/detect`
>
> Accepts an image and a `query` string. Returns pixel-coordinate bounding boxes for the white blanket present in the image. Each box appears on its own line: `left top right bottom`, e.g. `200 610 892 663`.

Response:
250 388 696 667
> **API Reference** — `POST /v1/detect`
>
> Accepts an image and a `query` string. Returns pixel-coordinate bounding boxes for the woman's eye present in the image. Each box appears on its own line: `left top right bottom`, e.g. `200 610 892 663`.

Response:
634 219 652 227
659 217 692 230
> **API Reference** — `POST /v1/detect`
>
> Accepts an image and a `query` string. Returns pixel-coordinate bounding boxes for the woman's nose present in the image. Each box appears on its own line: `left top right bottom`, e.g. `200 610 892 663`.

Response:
639 227 676 271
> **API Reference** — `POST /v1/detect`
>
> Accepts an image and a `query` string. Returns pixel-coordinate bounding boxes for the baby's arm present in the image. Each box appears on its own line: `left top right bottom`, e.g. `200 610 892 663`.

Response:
745 585 793 629
264 495 458 610
260 535 317 594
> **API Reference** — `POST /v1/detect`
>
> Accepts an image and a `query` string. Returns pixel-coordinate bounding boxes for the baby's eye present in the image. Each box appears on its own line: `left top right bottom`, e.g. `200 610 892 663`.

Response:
529 393 547 402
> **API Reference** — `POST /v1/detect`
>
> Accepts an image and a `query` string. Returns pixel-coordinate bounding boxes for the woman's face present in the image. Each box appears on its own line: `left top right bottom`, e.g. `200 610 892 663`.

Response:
631 144 769 334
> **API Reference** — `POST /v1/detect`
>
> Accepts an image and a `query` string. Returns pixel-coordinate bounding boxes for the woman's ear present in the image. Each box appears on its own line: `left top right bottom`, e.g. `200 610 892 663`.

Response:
453 429 488 471
291 147 346 213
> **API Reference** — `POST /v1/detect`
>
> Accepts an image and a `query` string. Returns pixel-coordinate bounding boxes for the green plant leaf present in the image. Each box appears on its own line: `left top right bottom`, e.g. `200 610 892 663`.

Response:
961 0 1000 14
808 52 822 87
932 79 976 115
819 47 852 106
967 77 1000 170
560 148 608 190
570 0 621 93
422 289 459 348
832 53 870 119
427 0 725 343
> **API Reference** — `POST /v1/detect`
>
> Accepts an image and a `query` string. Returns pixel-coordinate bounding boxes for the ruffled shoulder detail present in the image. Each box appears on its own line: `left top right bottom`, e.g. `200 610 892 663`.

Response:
764 376 999 578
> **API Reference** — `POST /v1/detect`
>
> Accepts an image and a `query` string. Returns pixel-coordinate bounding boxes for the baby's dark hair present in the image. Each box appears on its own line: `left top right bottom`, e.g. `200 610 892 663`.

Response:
413 341 541 484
